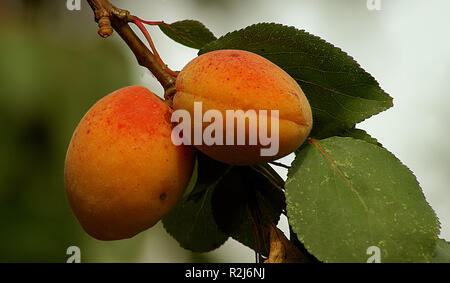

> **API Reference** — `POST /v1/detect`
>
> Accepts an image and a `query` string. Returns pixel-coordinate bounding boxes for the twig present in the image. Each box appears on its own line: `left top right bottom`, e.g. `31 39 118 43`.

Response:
86 0 177 100
131 19 179 78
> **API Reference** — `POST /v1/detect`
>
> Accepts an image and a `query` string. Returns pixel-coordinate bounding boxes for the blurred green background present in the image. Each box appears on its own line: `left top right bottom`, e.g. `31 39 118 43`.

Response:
0 0 449 262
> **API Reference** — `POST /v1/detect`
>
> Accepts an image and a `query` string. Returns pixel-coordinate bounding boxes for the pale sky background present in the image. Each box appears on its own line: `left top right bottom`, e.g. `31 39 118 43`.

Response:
85 0 449 262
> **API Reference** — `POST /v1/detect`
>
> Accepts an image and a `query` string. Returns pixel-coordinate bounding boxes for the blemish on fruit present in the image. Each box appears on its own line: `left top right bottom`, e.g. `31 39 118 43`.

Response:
164 111 171 124
160 193 167 200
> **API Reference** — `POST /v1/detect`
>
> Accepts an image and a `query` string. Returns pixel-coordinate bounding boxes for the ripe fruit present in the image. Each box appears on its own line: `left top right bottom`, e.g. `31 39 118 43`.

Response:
64 86 194 241
173 49 313 165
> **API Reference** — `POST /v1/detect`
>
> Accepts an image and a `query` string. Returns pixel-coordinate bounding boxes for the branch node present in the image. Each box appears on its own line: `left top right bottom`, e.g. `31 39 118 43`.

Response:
118 10 131 21
98 17 113 38
164 86 177 107
87 0 177 97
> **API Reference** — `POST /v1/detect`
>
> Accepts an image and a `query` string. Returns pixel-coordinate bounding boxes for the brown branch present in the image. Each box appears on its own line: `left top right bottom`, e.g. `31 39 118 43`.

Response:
264 226 311 263
86 0 177 101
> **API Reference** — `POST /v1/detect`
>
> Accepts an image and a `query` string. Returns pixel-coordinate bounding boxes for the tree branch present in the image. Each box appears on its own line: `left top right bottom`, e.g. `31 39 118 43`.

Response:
86 0 177 100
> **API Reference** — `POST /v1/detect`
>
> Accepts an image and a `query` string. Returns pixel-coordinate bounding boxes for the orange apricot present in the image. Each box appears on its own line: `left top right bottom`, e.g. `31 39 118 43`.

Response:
173 49 313 165
64 86 194 241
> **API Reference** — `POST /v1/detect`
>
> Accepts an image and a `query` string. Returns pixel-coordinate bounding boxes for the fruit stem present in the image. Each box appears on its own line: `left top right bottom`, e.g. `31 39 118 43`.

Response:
131 17 180 78
86 0 177 95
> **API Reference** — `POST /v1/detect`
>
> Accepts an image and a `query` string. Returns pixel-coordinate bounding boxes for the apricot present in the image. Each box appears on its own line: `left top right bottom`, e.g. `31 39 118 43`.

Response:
64 86 194 241
173 49 313 165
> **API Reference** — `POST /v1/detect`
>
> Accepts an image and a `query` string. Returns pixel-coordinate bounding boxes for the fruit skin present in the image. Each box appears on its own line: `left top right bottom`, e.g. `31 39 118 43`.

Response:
173 49 313 165
64 86 194 241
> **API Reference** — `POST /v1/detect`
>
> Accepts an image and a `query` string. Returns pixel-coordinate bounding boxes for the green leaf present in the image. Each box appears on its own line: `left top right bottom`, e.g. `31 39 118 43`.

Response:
338 128 381 147
211 166 285 256
160 20 217 49
181 154 198 199
162 153 231 253
286 137 439 263
187 152 232 199
162 187 228 253
432 239 450 263
250 163 285 192
200 23 393 138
